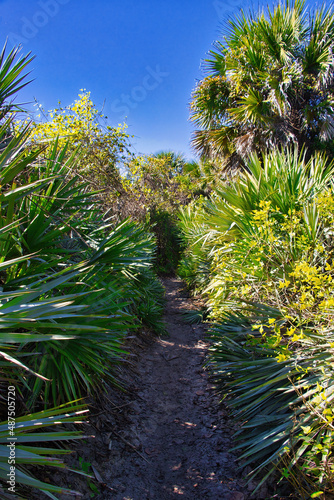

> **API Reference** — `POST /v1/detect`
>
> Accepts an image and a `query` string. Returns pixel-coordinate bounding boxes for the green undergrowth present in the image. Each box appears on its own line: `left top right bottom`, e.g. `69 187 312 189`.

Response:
0 43 166 499
178 148 334 498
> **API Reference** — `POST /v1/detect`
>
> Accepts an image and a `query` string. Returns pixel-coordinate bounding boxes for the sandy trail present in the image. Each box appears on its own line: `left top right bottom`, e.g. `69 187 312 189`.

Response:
94 278 248 500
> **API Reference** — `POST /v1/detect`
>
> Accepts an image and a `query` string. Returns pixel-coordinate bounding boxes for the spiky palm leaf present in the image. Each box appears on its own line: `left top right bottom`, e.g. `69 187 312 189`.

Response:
0 40 165 499
191 0 334 166
208 307 334 496
0 402 90 499
179 146 334 495
0 43 34 119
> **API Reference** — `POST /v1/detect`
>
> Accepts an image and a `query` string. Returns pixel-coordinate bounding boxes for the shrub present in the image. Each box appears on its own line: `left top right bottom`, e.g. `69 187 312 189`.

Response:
178 147 334 497
0 42 166 498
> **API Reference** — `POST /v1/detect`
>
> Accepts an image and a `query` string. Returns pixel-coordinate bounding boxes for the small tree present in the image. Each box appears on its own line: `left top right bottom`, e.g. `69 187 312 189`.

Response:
16 90 132 198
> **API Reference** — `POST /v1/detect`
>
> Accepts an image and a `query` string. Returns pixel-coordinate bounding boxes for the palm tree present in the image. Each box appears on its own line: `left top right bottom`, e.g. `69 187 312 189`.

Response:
191 0 334 169
153 150 186 177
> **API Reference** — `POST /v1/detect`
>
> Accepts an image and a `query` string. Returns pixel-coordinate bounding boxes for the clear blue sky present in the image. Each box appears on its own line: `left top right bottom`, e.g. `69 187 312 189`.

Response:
10 0 320 160
1 0 246 160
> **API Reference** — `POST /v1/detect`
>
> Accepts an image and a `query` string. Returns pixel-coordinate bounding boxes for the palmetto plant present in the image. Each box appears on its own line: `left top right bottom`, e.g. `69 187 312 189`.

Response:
0 45 161 408
208 308 334 496
178 200 211 292
207 148 334 230
0 403 91 499
191 0 334 168
178 147 334 495
0 41 165 498
0 125 155 409
179 148 334 296
0 43 34 120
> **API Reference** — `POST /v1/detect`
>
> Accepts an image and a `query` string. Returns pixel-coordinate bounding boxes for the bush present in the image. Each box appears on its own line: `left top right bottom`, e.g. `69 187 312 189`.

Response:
178 147 334 497
0 42 166 498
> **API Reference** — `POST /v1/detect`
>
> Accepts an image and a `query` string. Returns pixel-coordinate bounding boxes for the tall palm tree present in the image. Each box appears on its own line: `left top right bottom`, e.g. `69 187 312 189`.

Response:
191 0 334 169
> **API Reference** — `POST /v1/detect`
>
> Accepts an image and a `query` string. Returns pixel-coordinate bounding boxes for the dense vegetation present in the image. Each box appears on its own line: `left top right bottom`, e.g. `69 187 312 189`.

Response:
17 93 200 276
3 0 334 498
191 0 334 170
179 149 334 497
0 45 167 497
179 1 334 498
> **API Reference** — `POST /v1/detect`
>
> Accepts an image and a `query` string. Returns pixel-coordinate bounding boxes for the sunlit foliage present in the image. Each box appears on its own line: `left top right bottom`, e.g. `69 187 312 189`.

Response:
191 0 334 170
178 148 334 497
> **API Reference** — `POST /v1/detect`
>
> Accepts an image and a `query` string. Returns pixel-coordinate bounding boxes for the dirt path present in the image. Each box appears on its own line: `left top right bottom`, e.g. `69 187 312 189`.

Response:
92 278 256 500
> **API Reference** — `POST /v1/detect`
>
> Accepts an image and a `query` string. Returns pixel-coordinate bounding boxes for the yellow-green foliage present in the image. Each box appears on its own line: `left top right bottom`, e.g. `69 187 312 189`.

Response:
0 41 168 498
121 153 191 218
178 148 334 496
17 95 197 274
208 197 334 321
15 90 131 195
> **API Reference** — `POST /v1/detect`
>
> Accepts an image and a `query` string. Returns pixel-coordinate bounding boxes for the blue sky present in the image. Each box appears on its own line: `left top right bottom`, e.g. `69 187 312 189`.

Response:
1 0 245 160
1 0 319 159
